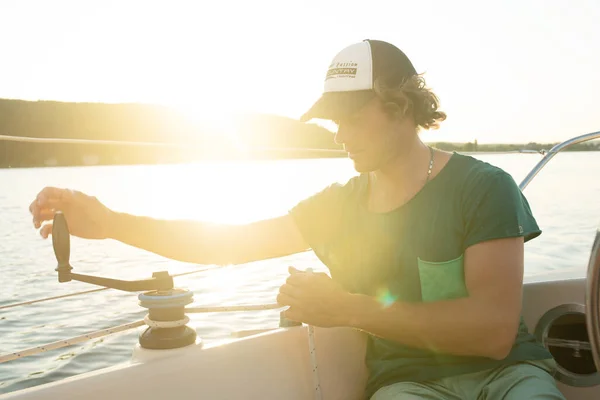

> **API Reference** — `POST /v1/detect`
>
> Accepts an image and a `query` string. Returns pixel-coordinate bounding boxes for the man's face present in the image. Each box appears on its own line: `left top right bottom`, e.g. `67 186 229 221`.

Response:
333 98 410 173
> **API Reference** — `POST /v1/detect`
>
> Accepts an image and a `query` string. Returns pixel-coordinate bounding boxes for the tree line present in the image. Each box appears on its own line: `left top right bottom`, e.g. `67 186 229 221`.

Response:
0 99 597 168
0 99 343 168
433 139 599 153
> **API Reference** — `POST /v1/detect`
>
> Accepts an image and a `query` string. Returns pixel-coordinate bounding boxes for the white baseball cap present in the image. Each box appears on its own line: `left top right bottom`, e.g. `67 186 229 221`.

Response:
301 39 417 122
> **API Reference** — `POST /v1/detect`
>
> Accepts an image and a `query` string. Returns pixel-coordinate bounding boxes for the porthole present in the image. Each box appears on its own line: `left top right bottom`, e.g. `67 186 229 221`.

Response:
535 303 600 387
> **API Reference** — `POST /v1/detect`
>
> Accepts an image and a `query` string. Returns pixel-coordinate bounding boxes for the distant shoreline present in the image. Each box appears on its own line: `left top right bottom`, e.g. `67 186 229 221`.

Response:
0 148 597 170
1 98 598 169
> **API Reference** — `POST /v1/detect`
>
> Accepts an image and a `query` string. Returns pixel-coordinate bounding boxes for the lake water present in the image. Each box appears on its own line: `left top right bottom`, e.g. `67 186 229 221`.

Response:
1 152 599 394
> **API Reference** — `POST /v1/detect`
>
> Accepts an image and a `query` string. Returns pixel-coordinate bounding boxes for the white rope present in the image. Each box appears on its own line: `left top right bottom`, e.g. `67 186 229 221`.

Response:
172 265 222 278
0 134 186 147
307 324 322 399
304 268 322 400
0 287 109 310
185 303 282 313
0 319 145 363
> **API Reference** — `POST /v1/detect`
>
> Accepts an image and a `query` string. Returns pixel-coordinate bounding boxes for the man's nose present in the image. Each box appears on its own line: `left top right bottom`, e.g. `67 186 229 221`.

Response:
334 124 349 145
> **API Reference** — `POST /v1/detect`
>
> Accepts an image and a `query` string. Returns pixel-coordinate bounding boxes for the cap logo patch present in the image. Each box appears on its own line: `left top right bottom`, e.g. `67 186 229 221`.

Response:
325 61 358 80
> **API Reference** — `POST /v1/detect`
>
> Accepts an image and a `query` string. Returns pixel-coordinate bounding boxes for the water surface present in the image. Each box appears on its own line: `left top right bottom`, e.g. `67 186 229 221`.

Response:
1 152 599 393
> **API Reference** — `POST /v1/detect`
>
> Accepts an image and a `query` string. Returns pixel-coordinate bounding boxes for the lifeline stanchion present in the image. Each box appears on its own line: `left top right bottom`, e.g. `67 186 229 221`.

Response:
0 320 146 363
0 287 108 310
0 133 347 157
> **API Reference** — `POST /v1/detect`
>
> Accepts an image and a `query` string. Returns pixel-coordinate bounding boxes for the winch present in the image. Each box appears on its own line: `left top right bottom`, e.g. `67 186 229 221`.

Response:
52 211 198 350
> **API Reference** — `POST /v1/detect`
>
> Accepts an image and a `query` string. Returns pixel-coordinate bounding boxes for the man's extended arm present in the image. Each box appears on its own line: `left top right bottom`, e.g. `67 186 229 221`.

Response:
108 212 310 266
31 186 315 267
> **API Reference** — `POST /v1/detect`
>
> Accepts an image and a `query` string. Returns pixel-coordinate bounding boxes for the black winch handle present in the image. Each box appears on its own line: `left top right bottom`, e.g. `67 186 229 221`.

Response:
52 212 73 282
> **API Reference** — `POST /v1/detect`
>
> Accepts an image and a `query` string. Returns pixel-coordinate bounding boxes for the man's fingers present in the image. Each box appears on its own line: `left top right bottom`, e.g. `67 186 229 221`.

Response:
32 187 72 213
36 209 56 221
37 186 69 201
288 266 302 274
32 207 60 230
276 292 296 307
283 307 304 323
40 223 53 239
30 188 73 230
279 283 304 299
287 271 320 286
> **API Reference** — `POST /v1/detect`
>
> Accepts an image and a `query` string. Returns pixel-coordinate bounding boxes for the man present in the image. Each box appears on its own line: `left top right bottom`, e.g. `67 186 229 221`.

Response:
30 39 564 399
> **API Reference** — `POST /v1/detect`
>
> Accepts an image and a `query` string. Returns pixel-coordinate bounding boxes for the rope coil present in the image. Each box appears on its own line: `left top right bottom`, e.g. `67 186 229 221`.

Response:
144 315 190 328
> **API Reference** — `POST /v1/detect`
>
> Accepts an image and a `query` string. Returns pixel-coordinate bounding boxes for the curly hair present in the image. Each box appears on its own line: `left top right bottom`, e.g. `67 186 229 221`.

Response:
373 73 447 130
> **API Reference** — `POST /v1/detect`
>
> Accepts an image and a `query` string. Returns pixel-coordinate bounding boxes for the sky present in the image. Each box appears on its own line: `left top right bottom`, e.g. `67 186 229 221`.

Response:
1 0 599 144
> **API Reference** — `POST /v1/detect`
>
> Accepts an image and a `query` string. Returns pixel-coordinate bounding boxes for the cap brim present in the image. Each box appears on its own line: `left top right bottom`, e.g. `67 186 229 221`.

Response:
300 90 375 123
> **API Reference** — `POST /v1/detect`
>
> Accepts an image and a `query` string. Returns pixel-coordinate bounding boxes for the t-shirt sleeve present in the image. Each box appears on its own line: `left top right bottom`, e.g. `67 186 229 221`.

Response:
288 182 349 252
462 170 541 250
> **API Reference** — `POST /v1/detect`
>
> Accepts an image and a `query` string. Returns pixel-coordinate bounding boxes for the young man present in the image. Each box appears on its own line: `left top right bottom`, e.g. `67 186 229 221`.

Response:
30 39 564 399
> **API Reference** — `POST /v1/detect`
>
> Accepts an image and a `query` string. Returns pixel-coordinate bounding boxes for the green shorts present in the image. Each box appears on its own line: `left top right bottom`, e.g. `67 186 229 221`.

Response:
370 359 565 400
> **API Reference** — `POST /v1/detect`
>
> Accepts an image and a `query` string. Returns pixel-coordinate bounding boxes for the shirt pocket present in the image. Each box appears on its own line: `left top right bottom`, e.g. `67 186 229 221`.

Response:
417 254 468 302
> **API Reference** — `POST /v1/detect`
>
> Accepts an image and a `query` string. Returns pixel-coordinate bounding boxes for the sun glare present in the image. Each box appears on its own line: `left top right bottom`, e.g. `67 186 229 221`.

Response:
311 119 338 134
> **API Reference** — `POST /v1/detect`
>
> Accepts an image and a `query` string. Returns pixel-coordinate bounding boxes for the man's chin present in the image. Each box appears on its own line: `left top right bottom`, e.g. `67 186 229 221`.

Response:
351 159 375 174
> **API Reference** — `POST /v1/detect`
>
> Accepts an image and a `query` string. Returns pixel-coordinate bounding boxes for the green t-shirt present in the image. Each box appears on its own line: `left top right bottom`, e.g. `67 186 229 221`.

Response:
289 152 553 399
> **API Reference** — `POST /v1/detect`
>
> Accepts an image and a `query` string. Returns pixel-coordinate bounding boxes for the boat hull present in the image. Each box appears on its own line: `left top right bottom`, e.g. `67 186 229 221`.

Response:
1 274 598 400
0 325 368 400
